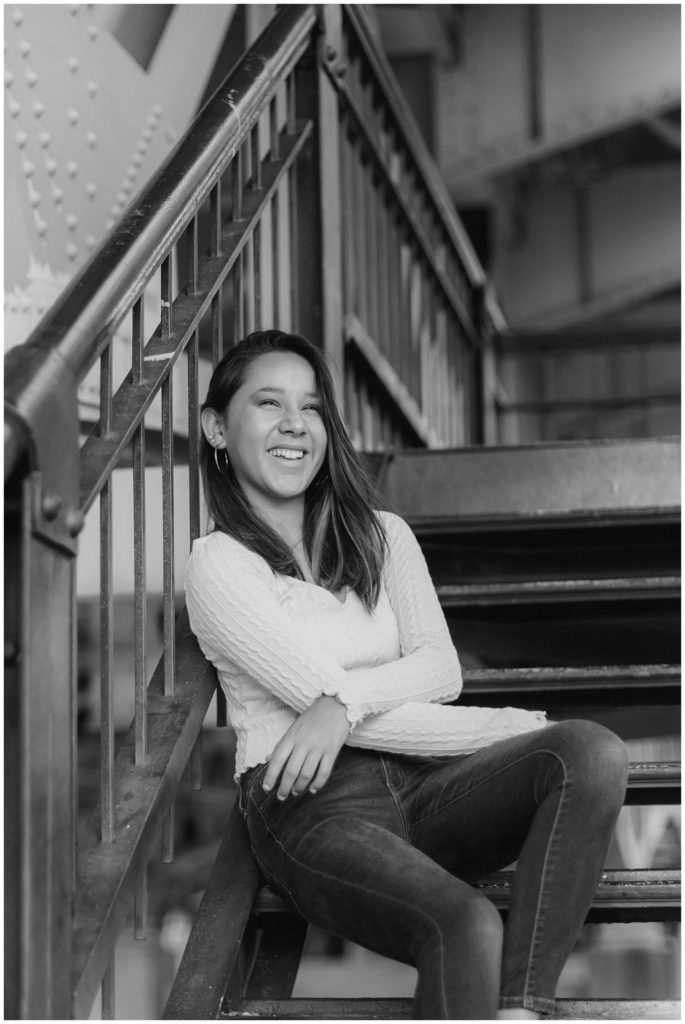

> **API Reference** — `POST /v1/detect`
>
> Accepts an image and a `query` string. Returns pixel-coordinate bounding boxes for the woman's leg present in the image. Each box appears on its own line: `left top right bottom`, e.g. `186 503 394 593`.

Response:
243 747 503 1019
403 720 629 1016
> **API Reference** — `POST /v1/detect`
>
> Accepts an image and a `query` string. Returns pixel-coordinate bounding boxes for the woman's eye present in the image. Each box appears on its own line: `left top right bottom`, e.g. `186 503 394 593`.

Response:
304 404 321 414
259 399 279 408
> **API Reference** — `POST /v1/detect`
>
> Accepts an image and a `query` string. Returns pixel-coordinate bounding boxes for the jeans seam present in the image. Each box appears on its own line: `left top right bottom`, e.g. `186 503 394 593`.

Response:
250 795 449 1016
411 746 565 830
378 753 411 842
522 751 567 1005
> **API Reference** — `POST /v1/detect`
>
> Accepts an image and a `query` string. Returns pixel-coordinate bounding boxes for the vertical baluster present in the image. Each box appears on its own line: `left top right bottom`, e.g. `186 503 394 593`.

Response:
132 298 147 765
210 180 222 258
131 294 148 941
186 217 198 297
286 70 296 134
271 189 280 328
270 95 280 160
210 181 224 360
232 150 244 342
135 868 147 940
161 375 174 699
187 331 200 546
100 342 114 844
101 960 115 1020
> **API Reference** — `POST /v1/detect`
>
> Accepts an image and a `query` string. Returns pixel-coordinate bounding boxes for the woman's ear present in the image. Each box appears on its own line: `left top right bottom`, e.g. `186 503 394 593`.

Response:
201 407 226 449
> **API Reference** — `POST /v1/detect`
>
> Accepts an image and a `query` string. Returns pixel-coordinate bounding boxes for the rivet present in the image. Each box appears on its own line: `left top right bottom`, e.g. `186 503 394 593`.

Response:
131 153 143 168
20 299 31 313
121 181 132 195
36 217 48 236
19 40 31 58
87 24 98 40
86 130 97 147
136 141 148 155
13 10 24 27
45 157 58 177
86 80 98 97
66 213 78 231
9 98 21 118
22 159 35 177
25 69 38 88
111 203 122 216
67 160 79 177
70 4 80 15
4 640 20 666
151 103 163 118
29 190 41 208
5 69 14 88
86 182 97 198
68 108 79 125
36 299 46 313
66 509 85 537
32 100 45 118
146 113 159 128
42 494 62 520
66 242 78 260
15 130 28 148
116 190 126 204
85 234 96 249
142 127 154 142
68 57 79 72
52 185 64 203
39 131 51 148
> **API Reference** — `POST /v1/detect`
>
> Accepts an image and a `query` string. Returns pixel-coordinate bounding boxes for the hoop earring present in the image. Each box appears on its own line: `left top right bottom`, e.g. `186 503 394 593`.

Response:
214 447 229 473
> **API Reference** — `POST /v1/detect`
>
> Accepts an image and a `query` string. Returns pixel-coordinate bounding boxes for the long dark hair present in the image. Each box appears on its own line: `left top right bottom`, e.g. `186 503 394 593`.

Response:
200 330 386 610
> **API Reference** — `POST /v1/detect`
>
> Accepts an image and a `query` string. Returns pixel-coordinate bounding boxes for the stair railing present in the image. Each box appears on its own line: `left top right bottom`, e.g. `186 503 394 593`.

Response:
4 5 495 1018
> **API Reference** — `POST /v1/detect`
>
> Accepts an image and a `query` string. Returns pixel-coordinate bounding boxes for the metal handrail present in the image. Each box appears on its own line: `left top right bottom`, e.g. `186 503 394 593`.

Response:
4 4 317 484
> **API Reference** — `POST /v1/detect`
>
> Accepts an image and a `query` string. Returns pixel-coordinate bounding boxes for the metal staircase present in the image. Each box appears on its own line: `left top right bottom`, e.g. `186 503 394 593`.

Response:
4 5 679 1018
165 439 680 1020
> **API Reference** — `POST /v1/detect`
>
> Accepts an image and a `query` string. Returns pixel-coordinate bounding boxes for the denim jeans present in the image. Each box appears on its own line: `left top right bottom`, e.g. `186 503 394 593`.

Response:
241 720 628 1019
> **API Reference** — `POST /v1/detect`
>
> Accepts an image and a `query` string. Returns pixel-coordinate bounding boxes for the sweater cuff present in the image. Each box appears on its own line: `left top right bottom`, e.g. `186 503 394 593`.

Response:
320 684 366 729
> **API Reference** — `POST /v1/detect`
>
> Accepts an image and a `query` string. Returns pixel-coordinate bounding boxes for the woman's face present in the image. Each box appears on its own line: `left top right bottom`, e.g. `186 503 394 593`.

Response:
220 351 328 515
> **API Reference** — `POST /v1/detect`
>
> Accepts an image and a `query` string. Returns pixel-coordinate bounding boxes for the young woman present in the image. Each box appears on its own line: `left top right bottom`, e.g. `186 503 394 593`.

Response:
185 329 628 1020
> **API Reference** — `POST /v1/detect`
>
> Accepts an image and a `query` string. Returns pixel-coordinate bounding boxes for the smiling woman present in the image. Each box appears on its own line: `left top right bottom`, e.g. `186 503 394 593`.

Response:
185 329 629 1020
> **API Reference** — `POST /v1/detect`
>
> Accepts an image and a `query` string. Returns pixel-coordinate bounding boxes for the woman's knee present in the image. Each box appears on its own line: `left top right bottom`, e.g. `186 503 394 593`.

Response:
547 719 629 805
420 887 503 958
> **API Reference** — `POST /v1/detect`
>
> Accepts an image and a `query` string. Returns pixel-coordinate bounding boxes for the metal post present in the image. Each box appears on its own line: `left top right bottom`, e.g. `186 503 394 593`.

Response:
291 10 344 397
4 345 81 1018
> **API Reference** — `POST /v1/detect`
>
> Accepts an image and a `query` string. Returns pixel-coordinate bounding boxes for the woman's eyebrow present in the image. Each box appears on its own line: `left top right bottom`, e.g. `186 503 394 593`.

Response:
251 386 319 398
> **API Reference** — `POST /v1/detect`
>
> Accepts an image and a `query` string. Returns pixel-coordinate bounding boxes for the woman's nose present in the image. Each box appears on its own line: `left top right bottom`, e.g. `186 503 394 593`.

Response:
278 408 306 434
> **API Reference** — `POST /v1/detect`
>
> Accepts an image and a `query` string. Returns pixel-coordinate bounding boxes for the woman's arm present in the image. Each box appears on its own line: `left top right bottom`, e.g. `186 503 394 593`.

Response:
322 512 462 720
347 701 547 756
185 534 354 714
186 523 461 728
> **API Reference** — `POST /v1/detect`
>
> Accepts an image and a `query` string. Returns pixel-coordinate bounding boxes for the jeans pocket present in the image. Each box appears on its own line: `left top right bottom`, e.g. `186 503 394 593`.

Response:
240 763 268 815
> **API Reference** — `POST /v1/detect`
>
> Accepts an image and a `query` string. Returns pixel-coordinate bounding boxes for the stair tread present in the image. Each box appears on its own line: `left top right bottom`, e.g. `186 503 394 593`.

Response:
223 997 682 1020
463 664 680 690
437 577 679 604
253 869 680 916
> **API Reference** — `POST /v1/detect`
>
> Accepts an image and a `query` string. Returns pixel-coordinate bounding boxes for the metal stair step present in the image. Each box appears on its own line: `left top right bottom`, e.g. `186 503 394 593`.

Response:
460 664 681 716
252 869 680 925
223 997 682 1019
437 576 679 606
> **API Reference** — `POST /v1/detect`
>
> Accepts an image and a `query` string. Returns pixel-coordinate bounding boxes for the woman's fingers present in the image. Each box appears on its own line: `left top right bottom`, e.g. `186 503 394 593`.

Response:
308 753 334 794
263 737 294 793
291 751 323 797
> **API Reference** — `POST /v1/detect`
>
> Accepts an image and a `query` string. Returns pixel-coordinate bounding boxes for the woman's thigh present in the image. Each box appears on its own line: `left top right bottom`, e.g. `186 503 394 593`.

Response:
403 720 626 880
243 746 498 968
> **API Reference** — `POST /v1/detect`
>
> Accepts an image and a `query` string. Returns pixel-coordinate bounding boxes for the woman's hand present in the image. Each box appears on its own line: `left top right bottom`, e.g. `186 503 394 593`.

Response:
263 695 351 801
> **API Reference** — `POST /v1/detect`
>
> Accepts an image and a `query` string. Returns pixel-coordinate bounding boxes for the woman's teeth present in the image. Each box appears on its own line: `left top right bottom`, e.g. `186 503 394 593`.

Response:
269 448 305 461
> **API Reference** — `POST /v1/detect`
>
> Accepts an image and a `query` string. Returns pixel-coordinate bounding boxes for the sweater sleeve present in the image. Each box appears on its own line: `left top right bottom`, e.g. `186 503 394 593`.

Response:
322 511 463 722
347 702 548 756
185 534 355 715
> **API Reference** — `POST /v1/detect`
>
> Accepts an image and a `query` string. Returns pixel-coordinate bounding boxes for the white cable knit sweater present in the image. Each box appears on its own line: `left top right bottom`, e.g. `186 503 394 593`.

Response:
185 510 547 779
